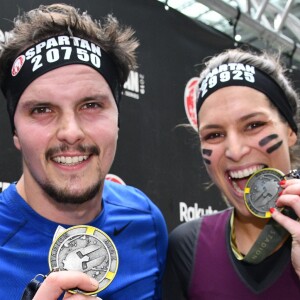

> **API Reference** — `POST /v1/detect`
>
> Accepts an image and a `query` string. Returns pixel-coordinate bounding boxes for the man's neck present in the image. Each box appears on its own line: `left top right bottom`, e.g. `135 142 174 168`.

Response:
16 175 102 225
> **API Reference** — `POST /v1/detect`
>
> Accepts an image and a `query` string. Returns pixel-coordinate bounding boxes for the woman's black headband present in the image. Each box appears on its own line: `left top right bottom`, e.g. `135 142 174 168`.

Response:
197 63 297 134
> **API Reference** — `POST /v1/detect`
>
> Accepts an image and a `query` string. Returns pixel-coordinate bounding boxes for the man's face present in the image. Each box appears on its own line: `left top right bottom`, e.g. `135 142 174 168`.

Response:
13 64 119 204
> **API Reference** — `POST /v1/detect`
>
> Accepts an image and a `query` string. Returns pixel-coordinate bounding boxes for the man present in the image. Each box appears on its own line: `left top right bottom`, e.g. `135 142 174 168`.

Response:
0 4 167 299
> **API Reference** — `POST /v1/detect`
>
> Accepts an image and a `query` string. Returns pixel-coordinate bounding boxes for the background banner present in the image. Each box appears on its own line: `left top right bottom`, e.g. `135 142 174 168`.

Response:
1 0 298 231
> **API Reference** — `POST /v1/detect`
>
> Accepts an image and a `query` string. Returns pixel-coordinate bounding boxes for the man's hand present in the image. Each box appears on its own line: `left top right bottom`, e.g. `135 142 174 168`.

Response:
33 271 102 300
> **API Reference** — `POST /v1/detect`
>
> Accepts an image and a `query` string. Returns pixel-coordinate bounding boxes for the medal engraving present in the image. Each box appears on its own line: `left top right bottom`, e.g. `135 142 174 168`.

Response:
49 225 118 295
244 168 284 218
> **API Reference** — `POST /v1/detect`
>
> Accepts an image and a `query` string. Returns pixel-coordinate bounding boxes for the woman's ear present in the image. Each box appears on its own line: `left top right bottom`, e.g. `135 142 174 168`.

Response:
288 127 297 147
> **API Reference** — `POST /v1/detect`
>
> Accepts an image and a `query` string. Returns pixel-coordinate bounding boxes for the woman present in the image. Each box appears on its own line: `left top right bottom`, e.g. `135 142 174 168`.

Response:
163 48 300 299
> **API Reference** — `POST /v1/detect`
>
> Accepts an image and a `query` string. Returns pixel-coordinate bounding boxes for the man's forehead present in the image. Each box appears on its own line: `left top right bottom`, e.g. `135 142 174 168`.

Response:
22 64 111 92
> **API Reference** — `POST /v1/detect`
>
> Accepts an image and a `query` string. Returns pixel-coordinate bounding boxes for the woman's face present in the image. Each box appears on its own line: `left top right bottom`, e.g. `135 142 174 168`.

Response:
198 86 297 217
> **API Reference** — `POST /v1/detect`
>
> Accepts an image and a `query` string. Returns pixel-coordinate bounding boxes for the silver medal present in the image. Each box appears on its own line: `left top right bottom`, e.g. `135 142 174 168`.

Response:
244 168 284 218
48 225 118 295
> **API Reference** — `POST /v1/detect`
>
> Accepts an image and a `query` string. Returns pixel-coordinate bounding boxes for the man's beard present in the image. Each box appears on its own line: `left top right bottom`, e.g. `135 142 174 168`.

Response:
41 178 103 204
41 143 103 204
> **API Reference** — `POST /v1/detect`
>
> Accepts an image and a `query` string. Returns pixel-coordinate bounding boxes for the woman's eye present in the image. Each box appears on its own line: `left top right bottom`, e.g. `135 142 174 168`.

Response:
246 121 266 130
202 132 223 141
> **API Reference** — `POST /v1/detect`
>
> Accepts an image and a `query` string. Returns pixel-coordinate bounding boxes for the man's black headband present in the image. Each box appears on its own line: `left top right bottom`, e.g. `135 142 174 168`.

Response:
197 63 298 134
1 35 122 130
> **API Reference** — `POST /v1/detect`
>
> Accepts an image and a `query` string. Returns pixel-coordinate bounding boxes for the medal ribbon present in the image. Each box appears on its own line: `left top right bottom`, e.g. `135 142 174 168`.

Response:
230 208 296 263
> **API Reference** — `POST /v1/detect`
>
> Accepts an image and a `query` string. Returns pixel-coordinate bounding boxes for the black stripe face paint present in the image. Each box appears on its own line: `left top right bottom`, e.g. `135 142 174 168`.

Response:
258 134 283 154
202 148 212 165
203 158 211 165
202 148 212 156
266 141 283 154
258 134 278 147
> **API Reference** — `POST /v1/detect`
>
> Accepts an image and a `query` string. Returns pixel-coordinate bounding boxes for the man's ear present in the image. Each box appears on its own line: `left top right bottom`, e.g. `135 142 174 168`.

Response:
13 130 21 150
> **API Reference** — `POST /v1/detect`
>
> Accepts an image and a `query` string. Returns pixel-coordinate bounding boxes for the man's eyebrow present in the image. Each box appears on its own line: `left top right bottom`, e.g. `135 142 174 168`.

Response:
18 93 113 111
20 94 107 106
80 94 108 101
18 100 52 110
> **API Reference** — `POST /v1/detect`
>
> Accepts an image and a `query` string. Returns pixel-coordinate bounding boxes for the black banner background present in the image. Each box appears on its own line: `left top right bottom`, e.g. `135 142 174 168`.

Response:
1 0 298 231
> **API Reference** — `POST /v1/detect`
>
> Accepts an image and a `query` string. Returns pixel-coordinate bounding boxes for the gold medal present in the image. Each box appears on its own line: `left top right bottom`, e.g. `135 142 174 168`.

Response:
244 168 284 218
48 225 118 295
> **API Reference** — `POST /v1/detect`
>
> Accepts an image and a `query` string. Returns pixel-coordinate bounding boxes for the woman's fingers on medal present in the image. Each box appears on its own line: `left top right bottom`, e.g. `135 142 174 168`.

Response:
279 178 300 193
270 206 300 236
273 179 300 278
277 179 300 215
33 270 100 300
276 193 300 214
270 179 300 235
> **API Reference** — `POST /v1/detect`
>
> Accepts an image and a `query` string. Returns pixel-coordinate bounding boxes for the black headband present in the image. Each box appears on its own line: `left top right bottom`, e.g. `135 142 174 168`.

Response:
197 63 298 134
1 35 122 130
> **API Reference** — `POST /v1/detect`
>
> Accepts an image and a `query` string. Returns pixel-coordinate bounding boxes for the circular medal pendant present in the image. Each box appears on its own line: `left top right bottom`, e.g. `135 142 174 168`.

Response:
244 168 284 218
48 225 118 295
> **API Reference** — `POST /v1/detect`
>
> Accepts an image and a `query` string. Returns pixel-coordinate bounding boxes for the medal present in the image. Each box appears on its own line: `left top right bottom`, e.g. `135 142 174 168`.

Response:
48 225 118 295
244 168 284 218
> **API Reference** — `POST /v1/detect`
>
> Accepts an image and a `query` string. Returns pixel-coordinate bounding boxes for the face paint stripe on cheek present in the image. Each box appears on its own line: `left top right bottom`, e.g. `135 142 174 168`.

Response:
203 158 211 165
202 149 212 156
258 134 279 147
202 148 212 165
266 140 283 154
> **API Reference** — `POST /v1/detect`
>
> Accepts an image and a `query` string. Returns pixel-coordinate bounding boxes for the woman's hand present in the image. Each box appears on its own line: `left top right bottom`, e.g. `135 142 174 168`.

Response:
32 270 102 300
270 178 300 278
